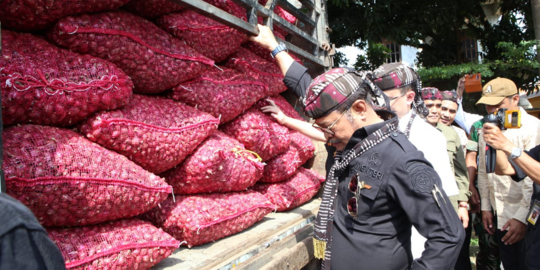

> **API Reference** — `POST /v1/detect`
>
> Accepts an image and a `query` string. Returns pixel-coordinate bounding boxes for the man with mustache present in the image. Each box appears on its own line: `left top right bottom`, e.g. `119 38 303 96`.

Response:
250 24 464 270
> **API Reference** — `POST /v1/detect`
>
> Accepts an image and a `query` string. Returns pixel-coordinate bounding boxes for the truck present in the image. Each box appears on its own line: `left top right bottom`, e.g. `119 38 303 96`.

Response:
0 0 332 268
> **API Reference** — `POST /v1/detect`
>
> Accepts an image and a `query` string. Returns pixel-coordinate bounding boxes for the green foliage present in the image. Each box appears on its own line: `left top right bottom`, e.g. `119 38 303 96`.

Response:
332 51 349 68
419 40 540 94
354 43 391 71
327 0 534 68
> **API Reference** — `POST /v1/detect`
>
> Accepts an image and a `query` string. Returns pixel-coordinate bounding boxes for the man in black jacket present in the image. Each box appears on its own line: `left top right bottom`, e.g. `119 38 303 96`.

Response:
0 193 66 270
261 52 464 270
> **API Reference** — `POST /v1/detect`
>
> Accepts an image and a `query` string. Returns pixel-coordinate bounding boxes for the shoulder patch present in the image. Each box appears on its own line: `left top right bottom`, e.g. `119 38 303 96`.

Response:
406 161 435 194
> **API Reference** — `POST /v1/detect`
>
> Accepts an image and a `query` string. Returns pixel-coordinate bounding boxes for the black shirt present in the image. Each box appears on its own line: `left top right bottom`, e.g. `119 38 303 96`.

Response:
0 193 66 270
510 144 540 270
283 61 336 174
330 115 464 270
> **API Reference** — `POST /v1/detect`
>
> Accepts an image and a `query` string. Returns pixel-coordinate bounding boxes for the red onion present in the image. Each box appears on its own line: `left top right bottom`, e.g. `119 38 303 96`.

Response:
79 94 219 174
47 218 179 269
1 30 132 127
171 68 267 124
3 125 171 227
251 168 324 211
140 192 275 248
47 11 214 94
162 131 265 194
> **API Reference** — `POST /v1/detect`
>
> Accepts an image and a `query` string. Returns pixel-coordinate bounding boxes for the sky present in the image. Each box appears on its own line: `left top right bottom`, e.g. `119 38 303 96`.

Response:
337 45 419 69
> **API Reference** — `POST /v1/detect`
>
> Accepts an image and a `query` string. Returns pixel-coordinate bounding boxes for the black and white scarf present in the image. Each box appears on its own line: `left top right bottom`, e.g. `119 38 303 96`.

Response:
313 117 399 269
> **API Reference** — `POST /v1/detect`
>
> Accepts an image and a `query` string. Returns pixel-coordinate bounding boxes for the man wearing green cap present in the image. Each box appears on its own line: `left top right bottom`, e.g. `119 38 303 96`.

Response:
476 77 540 270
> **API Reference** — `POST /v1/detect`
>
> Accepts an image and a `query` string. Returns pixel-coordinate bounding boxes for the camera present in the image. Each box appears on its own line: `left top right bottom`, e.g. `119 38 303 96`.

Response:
484 108 521 130
484 108 521 173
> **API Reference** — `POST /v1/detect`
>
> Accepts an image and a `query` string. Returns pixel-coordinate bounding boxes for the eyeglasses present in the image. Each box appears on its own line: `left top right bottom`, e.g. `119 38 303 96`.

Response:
347 173 371 218
425 103 442 109
312 109 348 135
389 93 406 103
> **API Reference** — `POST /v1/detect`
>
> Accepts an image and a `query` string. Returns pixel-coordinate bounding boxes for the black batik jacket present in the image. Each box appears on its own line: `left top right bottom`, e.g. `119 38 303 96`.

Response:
329 113 464 270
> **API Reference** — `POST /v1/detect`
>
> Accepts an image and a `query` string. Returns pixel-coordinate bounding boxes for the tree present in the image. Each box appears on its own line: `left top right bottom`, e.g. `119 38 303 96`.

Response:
354 43 390 71
327 0 539 94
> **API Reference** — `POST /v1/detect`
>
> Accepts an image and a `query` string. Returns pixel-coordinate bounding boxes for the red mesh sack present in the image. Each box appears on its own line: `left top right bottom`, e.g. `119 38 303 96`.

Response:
258 0 297 25
162 131 264 194
221 107 291 161
204 0 247 19
141 192 275 248
255 94 304 120
124 0 245 19
48 11 215 94
79 95 219 174
3 125 172 227
171 68 267 124
0 0 130 31
259 130 315 183
1 30 132 127
123 0 184 19
225 47 287 96
48 219 180 269
275 6 297 25
251 168 324 211
243 31 303 65
157 11 246 63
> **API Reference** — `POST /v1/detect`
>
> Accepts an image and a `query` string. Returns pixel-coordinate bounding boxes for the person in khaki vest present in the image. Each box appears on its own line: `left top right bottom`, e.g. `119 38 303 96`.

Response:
477 77 540 270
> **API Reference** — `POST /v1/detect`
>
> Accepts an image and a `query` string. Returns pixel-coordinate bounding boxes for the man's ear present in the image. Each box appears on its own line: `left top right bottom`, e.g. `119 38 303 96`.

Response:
351 99 368 117
405 90 415 106
511 94 520 107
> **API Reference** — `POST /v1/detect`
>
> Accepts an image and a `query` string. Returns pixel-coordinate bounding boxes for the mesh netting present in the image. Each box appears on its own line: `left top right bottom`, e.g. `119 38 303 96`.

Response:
123 0 184 19
47 11 215 94
162 131 264 194
258 0 296 36
1 30 133 127
125 0 245 19
170 68 267 124
259 130 315 183
225 47 287 96
3 125 172 227
141 192 275 248
205 0 247 19
251 168 324 211
255 96 314 182
220 107 291 161
0 0 130 31
243 31 303 65
275 6 297 25
79 94 219 174
157 11 246 63
47 218 180 269
255 95 304 120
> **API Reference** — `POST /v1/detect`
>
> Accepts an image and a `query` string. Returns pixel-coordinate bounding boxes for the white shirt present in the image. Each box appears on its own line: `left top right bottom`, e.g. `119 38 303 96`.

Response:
399 112 459 196
399 111 459 259
455 98 483 134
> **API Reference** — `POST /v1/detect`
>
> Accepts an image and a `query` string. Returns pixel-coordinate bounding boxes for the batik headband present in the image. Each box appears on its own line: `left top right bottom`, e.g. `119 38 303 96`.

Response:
303 67 389 119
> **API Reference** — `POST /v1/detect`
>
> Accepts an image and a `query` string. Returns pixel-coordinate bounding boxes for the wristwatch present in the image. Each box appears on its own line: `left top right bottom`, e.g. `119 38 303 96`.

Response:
509 147 522 160
270 42 287 58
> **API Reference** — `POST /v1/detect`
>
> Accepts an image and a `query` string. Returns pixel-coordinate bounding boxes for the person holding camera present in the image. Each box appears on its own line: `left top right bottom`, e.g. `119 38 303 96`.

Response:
483 122 540 270
476 78 540 270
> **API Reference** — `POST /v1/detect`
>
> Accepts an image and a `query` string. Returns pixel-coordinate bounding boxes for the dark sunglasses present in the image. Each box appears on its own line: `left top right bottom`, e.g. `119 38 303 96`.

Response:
347 173 371 218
